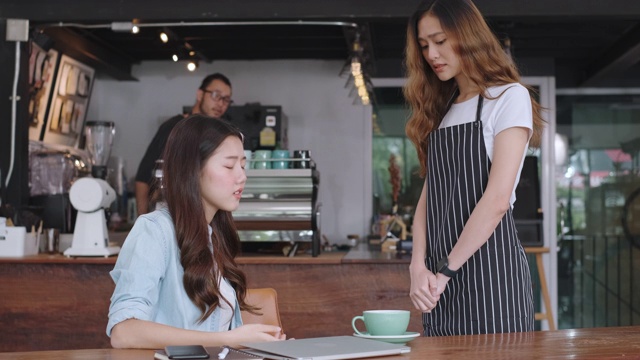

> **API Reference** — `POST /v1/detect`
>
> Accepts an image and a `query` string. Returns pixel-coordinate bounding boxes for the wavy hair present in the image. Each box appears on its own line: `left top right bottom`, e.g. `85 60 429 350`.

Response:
404 0 545 177
162 114 257 322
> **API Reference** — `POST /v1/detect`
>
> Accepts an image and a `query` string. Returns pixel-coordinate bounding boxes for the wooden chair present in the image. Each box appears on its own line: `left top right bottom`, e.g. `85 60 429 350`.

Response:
524 247 556 330
241 288 283 330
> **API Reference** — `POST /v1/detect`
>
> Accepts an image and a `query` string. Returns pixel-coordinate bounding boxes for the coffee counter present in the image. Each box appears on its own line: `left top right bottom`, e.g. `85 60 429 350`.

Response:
0 248 417 352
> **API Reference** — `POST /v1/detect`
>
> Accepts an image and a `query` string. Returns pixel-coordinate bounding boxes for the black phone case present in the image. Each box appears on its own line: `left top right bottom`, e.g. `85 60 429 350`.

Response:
164 345 210 359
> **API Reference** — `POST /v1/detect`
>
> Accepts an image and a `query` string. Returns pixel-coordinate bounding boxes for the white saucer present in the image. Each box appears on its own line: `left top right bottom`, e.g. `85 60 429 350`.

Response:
353 331 421 345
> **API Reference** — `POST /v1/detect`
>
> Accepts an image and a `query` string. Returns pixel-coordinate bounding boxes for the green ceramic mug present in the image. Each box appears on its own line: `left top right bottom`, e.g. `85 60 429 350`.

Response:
351 310 410 336
271 149 290 169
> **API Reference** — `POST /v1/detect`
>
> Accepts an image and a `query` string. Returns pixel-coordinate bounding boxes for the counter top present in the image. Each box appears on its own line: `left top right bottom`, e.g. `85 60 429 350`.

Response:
0 254 118 264
0 247 406 265
342 245 410 264
0 245 418 351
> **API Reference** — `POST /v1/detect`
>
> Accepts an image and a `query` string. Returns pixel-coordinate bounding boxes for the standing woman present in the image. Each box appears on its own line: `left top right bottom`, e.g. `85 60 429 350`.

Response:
108 115 286 348
405 0 545 336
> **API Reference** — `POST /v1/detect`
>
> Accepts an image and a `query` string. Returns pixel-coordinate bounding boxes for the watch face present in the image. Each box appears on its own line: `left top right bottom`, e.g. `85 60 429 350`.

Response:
437 257 448 271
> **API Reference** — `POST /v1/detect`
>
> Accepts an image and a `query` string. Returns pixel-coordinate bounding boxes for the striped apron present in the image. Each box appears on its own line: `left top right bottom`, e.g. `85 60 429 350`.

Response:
422 95 534 336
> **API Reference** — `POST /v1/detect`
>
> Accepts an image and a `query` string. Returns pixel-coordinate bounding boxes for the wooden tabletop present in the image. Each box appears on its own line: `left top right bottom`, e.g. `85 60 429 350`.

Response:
1 326 638 359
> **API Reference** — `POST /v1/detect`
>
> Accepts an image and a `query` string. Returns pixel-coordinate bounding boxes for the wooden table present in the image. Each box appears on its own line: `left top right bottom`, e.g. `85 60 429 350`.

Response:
0 326 638 359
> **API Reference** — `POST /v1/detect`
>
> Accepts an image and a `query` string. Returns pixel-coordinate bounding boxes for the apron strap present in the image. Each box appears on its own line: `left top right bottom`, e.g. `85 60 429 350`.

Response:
445 88 460 113
475 95 484 123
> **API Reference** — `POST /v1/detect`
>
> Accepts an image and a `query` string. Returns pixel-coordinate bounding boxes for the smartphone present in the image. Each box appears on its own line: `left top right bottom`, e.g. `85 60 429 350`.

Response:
164 345 210 359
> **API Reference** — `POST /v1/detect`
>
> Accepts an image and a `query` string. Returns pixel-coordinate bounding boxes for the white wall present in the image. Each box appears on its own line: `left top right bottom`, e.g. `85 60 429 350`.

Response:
87 59 372 244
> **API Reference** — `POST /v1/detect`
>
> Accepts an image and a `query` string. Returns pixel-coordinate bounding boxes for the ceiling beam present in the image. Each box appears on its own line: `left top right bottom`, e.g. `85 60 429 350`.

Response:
1 0 640 22
581 24 640 87
42 28 137 81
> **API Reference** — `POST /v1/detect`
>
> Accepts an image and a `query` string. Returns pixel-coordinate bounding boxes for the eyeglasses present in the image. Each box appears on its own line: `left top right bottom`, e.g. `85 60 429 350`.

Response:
203 90 233 105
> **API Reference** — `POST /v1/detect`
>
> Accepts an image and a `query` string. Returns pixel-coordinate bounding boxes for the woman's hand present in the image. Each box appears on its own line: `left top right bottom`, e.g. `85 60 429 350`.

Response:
409 262 440 312
434 272 451 296
222 324 286 347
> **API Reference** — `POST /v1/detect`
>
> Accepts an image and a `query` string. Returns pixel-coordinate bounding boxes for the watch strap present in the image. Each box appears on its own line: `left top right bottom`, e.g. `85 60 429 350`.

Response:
437 256 458 277
439 264 458 277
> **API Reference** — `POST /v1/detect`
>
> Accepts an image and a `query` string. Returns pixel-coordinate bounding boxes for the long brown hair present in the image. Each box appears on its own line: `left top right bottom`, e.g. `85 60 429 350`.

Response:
404 0 545 177
162 114 256 322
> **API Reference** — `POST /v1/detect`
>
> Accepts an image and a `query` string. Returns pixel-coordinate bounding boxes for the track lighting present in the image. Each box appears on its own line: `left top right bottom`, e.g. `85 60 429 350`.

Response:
110 21 134 32
110 21 140 34
339 29 374 106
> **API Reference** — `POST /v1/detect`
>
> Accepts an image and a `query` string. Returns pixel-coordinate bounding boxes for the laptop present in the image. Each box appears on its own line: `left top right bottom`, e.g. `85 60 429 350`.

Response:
240 335 411 360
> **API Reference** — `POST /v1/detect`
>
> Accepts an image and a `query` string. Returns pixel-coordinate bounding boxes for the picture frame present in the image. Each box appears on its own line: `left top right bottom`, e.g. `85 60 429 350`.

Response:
27 43 59 141
42 54 95 147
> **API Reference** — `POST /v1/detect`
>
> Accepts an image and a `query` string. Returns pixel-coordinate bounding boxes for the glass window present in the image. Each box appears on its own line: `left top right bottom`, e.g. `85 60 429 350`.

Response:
371 100 419 228
555 93 640 328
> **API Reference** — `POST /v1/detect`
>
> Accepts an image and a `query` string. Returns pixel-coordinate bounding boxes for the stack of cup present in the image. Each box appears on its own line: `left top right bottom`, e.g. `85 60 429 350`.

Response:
293 150 311 169
253 150 272 169
271 149 290 169
244 150 253 168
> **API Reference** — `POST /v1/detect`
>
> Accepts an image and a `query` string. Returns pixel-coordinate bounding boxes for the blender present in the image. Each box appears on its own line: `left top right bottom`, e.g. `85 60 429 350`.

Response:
84 121 116 179
63 121 120 257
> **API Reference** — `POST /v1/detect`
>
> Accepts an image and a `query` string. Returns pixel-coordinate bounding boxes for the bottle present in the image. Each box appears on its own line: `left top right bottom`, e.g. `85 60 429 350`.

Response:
149 159 167 210
259 127 276 148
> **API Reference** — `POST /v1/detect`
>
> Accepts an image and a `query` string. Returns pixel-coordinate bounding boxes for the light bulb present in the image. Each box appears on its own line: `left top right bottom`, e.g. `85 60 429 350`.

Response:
187 61 197 71
160 32 169 43
131 25 139 34
172 54 179 62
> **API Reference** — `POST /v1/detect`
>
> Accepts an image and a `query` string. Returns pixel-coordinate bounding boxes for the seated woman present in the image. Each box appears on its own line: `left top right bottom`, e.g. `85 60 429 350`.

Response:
107 114 286 349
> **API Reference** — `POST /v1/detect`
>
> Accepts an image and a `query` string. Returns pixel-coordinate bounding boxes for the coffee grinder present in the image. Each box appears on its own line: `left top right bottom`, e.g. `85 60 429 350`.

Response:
64 121 120 257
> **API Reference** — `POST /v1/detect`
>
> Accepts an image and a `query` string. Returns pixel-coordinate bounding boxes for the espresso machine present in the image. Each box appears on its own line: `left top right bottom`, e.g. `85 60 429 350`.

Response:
64 121 120 257
233 163 321 257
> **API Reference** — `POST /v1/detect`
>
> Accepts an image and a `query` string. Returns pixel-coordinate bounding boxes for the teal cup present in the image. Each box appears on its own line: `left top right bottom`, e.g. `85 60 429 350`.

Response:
271 149 290 169
351 310 410 336
252 150 272 169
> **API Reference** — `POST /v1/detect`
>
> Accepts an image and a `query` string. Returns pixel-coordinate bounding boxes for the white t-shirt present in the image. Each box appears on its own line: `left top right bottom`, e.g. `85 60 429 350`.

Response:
206 224 238 331
439 83 533 206
217 274 236 331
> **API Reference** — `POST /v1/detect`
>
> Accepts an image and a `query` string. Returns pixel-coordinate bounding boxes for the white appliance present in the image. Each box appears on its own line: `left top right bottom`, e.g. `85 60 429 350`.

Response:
63 177 120 257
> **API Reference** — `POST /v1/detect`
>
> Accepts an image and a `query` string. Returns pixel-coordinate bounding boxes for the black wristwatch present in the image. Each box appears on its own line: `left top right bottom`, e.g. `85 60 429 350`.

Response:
437 256 458 277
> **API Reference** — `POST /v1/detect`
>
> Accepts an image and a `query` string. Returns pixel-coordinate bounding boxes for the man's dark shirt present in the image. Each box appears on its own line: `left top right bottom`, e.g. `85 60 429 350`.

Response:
135 114 184 185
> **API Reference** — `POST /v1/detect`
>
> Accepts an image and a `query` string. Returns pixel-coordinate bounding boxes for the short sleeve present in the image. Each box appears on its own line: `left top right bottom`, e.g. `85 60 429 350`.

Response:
491 85 533 140
106 215 169 336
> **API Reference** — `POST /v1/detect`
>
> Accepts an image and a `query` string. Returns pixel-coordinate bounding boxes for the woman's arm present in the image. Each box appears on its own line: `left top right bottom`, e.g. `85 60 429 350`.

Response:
409 181 440 311
110 319 285 349
436 126 530 291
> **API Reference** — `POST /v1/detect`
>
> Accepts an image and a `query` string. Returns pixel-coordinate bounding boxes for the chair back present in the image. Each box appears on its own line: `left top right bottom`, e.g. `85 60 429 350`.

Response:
241 288 283 329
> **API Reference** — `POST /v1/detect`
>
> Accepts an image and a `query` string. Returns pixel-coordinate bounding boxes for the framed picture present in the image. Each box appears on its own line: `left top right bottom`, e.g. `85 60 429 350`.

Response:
43 54 95 147
27 43 59 141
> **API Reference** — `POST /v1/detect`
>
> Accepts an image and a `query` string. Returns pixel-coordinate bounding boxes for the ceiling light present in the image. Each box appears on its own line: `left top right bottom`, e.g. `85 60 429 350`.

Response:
172 54 179 62
131 25 139 34
160 32 169 43
187 61 198 71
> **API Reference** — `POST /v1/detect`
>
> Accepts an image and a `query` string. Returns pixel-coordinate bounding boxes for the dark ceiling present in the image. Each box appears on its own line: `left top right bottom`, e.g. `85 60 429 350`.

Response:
2 0 640 88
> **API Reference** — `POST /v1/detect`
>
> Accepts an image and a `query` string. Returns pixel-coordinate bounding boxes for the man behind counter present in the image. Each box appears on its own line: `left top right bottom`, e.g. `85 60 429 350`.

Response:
134 73 234 215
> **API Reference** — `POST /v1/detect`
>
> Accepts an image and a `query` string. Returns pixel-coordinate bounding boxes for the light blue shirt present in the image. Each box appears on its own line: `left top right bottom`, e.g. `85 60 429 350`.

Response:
106 208 243 337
